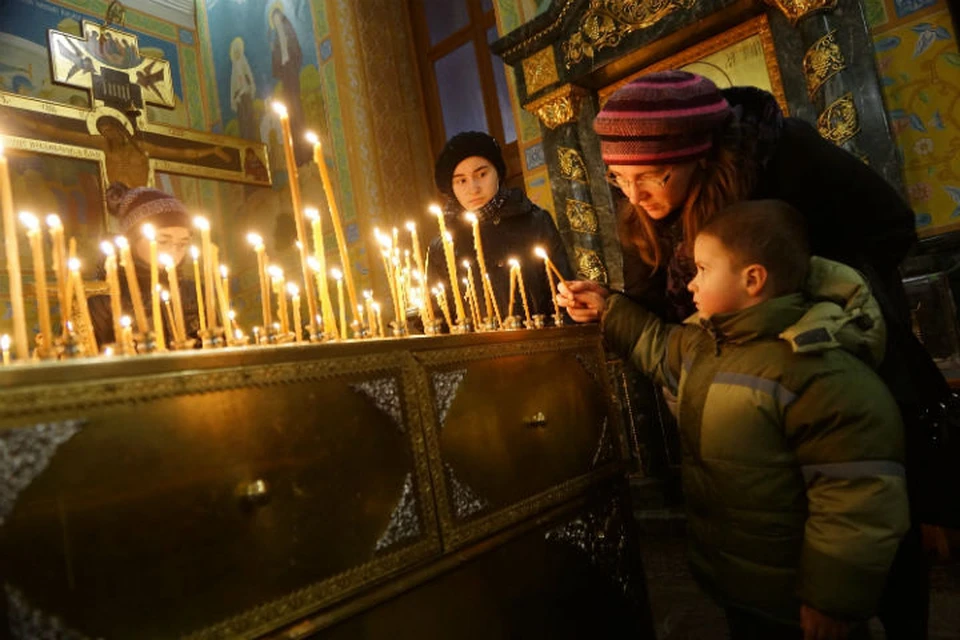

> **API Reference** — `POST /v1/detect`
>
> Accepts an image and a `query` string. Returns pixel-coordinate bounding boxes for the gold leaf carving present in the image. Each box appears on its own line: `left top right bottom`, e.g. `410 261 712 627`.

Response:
557 147 588 183
574 247 608 284
522 47 559 95
525 85 585 130
763 0 839 25
817 93 859 146
566 199 599 234
562 0 696 68
803 30 845 99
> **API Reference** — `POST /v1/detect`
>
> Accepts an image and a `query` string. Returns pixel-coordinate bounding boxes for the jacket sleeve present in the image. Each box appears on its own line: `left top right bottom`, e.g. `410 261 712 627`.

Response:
784 370 910 619
769 119 916 276
601 293 685 394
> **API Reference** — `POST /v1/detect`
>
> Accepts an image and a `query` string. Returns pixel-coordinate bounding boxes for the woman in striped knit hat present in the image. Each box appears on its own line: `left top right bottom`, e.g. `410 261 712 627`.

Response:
557 70 952 640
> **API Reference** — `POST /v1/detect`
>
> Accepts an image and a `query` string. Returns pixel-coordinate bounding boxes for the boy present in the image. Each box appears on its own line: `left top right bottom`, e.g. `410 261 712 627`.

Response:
601 200 909 639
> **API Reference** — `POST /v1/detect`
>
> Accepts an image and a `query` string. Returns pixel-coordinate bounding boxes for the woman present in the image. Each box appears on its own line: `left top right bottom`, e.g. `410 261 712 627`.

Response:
426 131 571 327
89 185 200 348
558 70 951 639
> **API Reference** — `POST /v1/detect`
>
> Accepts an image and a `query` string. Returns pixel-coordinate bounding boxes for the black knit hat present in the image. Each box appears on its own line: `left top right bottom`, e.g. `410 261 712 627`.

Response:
110 185 191 234
434 131 506 197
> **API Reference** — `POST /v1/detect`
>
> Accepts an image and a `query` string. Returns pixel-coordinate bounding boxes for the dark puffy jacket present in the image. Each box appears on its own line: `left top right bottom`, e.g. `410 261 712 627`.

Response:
604 257 909 622
426 188 572 322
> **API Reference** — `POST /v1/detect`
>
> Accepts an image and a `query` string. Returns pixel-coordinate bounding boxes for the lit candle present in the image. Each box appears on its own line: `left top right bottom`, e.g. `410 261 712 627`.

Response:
160 289 177 346
46 215 68 333
19 212 52 354
119 315 134 355
509 258 532 325
308 256 338 339
273 106 319 337
331 267 346 340
68 257 98 355
214 262 231 339
372 302 383 338
159 253 186 344
534 247 563 319
306 207 338 339
363 290 375 336
375 230 401 327
485 273 503 328
101 241 124 345
268 265 289 334
115 236 148 335
193 216 217 330
190 246 207 332
407 221 434 327
288 282 303 343
142 223 165 350
464 212 492 320
506 260 518 319
247 233 273 329
306 132 360 325
430 205 466 325
0 142 29 359
463 260 482 328
433 283 453 329
1 334 10 365
534 246 569 290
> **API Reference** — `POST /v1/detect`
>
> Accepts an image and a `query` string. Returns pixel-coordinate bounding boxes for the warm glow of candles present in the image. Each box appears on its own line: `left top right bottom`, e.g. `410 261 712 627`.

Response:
508 258 532 325
431 205 465 325
464 212 492 321
20 212 52 355
308 256 338 339
372 302 383 338
462 260 482 328
287 282 303 343
534 247 562 318
406 220 433 327
190 246 207 332
306 206 337 339
212 258 231 339
247 232 272 329
534 246 569 289
268 265 289 334
46 214 68 334
307 130 359 324
159 253 186 343
101 241 124 345
193 216 217 332
67 256 98 355
485 272 503 327
1 334 10 365
363 290 375 336
0 141 28 359
119 315 134 355
142 223 165 349
506 260 517 319
433 283 453 329
115 236 148 334
331 267 346 340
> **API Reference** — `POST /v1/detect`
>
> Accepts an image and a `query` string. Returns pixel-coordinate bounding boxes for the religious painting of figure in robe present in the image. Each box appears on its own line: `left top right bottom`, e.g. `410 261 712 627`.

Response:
269 4 309 165
230 36 258 142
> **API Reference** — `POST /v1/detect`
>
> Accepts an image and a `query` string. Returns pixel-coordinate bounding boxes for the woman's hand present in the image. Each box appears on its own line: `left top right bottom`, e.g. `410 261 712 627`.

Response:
557 280 609 323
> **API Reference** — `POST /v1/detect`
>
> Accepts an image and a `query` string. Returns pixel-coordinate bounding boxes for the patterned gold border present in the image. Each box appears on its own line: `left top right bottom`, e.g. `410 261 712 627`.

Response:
817 92 859 146
803 30 845 99
522 47 560 95
598 14 790 116
763 0 839 26
524 84 588 129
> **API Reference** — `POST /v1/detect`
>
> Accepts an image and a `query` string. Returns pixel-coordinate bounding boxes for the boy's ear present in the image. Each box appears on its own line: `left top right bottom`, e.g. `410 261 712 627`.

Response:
742 263 768 298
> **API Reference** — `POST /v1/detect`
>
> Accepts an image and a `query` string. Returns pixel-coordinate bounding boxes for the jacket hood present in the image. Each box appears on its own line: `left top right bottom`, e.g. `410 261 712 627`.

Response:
685 257 886 367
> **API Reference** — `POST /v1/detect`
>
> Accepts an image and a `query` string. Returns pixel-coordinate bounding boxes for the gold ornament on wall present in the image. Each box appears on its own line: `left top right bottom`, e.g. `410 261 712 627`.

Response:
522 47 560 95
558 147 588 183
525 85 586 129
763 0 839 26
574 247 608 284
562 0 696 68
817 93 859 146
803 30 845 99
566 199 599 234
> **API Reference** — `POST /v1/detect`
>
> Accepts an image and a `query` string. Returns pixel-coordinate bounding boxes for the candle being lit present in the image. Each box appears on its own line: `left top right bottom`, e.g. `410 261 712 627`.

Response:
287 282 303 343
19 212 53 356
0 141 29 360
115 236 148 334
46 214 68 334
534 247 563 319
101 241 124 345
142 223 165 350
247 232 273 330
533 246 569 289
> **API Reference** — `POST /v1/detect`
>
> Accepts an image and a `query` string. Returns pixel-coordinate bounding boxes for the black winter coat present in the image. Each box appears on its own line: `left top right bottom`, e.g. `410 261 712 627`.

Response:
426 188 572 323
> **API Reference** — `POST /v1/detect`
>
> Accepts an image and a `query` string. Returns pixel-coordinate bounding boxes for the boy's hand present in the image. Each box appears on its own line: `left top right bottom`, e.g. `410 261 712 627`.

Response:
800 604 850 640
556 280 608 323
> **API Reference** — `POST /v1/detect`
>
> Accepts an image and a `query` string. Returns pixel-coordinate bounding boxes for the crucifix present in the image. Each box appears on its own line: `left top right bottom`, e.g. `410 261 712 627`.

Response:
0 16 271 191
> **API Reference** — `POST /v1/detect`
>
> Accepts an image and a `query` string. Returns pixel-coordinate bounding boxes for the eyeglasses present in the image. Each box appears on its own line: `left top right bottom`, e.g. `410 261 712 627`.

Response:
606 169 673 192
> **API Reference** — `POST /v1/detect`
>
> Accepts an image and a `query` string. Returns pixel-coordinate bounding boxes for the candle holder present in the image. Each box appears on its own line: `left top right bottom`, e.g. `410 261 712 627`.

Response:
227 333 251 348
307 326 325 343
502 316 522 331
551 313 565 327
530 314 546 330
33 333 54 360
450 317 474 334
255 325 278 345
389 321 408 338
136 330 160 354
200 327 226 349
58 330 84 359
351 320 368 340
171 337 199 351
424 318 445 336
479 317 498 332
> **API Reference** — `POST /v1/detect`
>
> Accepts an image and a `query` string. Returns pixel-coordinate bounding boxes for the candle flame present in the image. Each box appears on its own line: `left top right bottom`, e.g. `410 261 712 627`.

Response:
142 223 156 241
190 245 200 260
534 246 548 260
100 241 116 256
161 290 170 302
235 328 243 340
46 214 62 229
246 232 264 247
228 309 236 320
444 232 453 243
267 265 284 280
159 253 174 268
103 346 114 357
192 216 210 231
508 258 520 269
437 282 445 292
405 221 416 232
305 130 319 145
363 289 372 300
219 264 228 278
372 302 380 312
464 212 478 224
286 282 299 296
120 315 132 328
271 101 288 117
1 335 9 350
305 207 319 221
115 236 128 249
307 256 320 271
18 211 38 230
429 204 442 217
330 267 343 280
430 287 439 295
462 259 471 269
68 257 81 271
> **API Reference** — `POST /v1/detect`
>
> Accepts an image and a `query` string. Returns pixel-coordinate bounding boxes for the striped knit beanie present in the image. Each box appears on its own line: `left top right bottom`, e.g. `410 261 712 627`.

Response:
594 71 732 166
113 186 190 234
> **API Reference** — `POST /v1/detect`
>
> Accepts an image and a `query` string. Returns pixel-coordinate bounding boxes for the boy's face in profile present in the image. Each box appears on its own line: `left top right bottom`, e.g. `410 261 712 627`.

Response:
687 233 753 319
